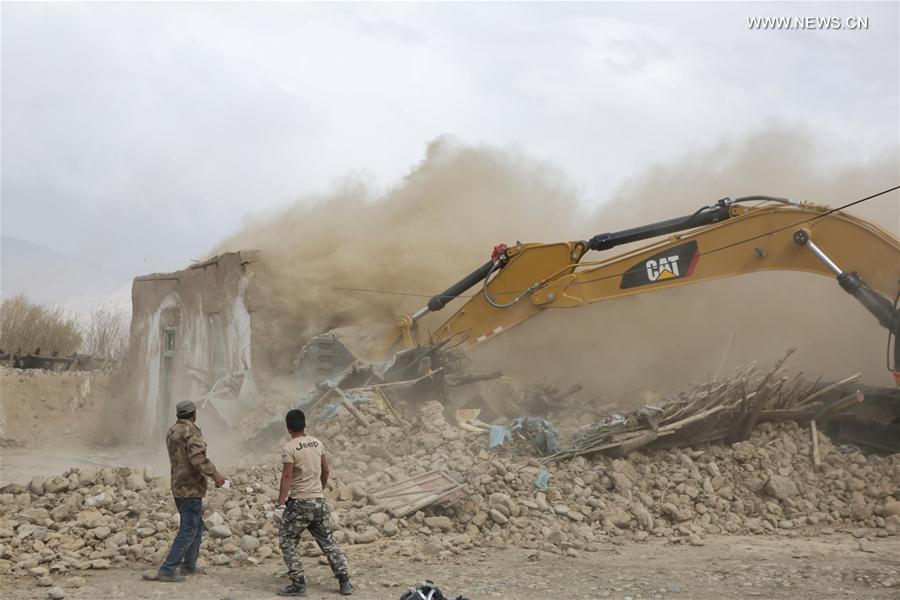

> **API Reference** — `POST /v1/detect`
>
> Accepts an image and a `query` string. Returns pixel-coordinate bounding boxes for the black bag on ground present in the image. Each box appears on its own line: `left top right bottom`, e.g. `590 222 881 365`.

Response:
399 580 470 600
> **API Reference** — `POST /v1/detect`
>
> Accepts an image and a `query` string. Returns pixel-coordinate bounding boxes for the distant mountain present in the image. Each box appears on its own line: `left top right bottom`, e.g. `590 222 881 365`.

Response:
0 236 131 311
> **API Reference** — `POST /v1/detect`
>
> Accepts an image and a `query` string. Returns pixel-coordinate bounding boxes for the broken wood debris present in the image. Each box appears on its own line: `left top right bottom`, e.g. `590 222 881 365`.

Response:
335 387 370 427
368 469 464 518
810 419 821 467
540 350 873 463
374 387 408 429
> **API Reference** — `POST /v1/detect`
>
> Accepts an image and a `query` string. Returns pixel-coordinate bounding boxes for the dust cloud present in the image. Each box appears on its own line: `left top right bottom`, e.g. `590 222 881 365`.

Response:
215 137 587 371
477 125 900 398
215 126 899 396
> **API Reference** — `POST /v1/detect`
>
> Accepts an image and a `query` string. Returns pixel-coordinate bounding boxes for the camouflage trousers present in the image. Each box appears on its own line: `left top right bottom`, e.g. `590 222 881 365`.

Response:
278 497 349 583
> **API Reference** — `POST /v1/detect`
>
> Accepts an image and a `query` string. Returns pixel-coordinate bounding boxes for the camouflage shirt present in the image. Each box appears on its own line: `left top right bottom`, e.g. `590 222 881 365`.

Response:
166 419 218 498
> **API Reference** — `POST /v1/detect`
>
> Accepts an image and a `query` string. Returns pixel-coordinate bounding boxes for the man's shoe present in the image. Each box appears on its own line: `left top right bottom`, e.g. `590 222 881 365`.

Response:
156 572 186 583
338 574 353 596
180 566 207 576
277 580 306 597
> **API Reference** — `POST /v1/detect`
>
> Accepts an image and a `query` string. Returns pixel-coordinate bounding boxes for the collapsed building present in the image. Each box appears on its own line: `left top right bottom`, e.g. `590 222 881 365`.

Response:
128 251 264 441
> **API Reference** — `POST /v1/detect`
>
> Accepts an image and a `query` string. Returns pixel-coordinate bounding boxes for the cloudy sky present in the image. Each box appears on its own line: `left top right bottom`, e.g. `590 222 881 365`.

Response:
2 2 898 304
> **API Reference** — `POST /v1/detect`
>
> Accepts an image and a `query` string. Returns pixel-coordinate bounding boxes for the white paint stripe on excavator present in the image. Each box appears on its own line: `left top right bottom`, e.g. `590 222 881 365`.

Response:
474 326 504 345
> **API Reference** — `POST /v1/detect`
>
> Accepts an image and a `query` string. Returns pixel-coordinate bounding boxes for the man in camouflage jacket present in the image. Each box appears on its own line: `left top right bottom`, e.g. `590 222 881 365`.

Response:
151 400 225 582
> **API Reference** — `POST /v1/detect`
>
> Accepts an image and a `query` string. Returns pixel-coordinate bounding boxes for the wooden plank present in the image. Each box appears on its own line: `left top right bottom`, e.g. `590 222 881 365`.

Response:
659 405 727 433
334 387 370 427
607 430 659 457
811 420 821 468
390 485 466 518
733 379 770 442
374 487 443 500
796 373 861 407
344 368 444 393
371 471 458 499
306 387 336 418
375 387 407 429
758 408 818 422
373 470 446 492
370 470 463 517
372 472 446 497
813 390 864 422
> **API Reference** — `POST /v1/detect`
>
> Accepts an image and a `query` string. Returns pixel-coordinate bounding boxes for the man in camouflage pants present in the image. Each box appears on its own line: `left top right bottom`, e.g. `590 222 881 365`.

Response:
276 409 351 596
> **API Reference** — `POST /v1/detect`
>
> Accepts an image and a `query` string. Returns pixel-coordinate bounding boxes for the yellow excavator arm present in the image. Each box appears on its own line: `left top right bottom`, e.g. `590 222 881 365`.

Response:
389 197 900 381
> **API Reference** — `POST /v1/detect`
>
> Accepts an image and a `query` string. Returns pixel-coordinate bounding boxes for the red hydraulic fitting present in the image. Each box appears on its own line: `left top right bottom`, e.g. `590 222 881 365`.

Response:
491 243 508 264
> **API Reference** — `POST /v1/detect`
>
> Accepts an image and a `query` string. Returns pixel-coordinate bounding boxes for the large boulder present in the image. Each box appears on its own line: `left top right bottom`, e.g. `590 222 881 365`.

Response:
20 508 50 523
50 498 81 522
43 477 69 494
601 506 632 528
880 501 900 518
239 535 259 552
765 475 798 501
424 516 452 531
125 474 147 491
209 526 232 539
28 477 46 496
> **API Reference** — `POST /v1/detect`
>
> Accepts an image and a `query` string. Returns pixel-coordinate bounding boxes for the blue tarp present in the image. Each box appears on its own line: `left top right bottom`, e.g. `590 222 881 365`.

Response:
318 403 341 421
534 469 552 489
315 391 371 422
525 417 560 454
489 424 510 448
487 416 560 454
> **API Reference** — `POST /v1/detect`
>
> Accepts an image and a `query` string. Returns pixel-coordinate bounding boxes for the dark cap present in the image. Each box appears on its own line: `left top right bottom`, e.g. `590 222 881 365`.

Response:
176 400 196 417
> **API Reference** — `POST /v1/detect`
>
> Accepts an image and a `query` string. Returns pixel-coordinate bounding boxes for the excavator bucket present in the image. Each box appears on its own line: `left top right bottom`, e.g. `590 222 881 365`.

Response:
295 332 357 382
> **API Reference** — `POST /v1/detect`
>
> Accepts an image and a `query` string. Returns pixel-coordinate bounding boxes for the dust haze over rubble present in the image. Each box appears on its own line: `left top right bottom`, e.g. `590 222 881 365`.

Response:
214 136 588 371
216 125 900 394
479 125 900 399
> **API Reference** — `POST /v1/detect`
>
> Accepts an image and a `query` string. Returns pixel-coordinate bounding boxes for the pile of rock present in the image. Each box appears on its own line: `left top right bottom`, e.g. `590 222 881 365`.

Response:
318 400 899 558
2 398 897 583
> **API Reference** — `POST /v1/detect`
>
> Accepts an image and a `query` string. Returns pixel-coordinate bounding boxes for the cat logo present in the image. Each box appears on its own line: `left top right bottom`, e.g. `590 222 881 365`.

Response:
620 241 699 289
646 255 681 281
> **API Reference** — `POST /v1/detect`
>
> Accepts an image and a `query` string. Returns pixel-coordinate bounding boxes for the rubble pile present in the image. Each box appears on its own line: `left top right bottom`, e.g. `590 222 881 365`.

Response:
1 392 898 580
539 351 881 461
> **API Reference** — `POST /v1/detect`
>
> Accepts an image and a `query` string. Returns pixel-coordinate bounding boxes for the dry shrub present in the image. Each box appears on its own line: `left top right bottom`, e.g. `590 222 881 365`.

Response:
80 305 130 360
0 294 82 355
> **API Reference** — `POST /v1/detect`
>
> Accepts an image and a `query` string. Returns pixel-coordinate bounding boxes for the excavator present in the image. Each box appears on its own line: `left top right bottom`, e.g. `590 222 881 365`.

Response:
282 195 900 452
299 195 900 386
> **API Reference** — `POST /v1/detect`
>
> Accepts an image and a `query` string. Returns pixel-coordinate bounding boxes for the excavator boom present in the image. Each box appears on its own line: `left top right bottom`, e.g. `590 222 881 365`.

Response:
401 197 900 380
298 196 900 383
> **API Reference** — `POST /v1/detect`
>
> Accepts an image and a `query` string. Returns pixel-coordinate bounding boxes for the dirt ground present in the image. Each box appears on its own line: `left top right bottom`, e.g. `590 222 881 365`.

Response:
1 533 897 600
0 368 131 449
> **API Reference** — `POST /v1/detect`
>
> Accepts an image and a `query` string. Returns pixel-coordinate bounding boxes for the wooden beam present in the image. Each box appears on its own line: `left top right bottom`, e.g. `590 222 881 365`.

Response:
810 420 821 468
813 390 864 422
796 373 861 407
334 387 370 427
375 387 407 429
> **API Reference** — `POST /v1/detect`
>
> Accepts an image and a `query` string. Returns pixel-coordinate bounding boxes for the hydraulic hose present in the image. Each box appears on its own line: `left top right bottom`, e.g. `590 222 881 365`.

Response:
732 195 795 205
482 260 538 309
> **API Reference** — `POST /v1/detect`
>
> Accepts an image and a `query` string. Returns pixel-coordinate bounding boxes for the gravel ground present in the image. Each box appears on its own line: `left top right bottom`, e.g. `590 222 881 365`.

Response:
2 533 897 600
